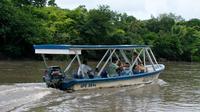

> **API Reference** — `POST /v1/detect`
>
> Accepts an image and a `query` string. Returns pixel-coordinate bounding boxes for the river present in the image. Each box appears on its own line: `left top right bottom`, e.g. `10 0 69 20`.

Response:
0 61 200 112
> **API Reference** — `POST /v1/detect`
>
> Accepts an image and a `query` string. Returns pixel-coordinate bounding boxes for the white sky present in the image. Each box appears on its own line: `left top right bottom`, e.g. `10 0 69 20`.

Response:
55 0 200 20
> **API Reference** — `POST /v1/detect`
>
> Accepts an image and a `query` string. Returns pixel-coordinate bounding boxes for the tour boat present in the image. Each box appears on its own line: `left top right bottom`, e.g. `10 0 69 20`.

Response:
33 45 165 91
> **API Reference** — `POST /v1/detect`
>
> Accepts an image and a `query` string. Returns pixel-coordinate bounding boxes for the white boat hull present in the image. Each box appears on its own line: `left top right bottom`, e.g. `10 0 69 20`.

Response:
71 73 160 90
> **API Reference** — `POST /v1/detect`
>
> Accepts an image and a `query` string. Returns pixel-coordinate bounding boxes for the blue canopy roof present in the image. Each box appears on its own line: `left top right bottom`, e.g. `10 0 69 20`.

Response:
33 44 149 50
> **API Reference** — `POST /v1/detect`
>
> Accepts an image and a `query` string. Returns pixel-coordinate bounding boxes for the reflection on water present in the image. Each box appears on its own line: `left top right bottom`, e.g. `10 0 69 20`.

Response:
0 61 200 112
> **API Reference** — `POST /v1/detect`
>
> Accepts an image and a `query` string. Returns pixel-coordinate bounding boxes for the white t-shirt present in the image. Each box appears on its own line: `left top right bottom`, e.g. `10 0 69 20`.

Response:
77 64 92 77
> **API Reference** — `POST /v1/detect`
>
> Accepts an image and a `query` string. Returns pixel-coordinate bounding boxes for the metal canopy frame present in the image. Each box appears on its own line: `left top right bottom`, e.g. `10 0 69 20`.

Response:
34 44 149 51
34 45 159 77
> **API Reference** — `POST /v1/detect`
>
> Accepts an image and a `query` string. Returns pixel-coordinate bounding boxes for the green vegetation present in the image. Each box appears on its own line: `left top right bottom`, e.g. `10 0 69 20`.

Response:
1 0 200 61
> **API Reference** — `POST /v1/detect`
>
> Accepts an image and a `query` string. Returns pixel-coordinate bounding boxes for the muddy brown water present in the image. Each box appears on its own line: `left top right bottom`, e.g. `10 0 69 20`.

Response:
0 61 200 112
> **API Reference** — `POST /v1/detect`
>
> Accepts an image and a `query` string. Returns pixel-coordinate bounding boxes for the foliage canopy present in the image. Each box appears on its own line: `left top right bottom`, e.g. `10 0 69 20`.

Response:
1 0 200 61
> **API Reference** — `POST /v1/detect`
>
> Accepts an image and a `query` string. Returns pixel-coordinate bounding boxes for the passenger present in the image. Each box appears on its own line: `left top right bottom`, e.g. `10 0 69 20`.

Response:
77 60 94 79
121 62 132 75
133 62 145 74
100 69 108 78
138 62 145 72
95 67 108 78
123 62 130 70
116 60 123 74
133 65 139 74
108 58 120 77
132 52 140 65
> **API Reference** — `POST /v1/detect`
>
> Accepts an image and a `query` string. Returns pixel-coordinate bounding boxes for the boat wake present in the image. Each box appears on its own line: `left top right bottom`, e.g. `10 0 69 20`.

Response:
155 79 168 86
0 79 168 112
0 83 54 112
46 79 168 112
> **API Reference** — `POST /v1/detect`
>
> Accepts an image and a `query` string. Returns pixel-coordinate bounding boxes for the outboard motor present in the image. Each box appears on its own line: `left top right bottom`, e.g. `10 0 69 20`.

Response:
43 66 65 89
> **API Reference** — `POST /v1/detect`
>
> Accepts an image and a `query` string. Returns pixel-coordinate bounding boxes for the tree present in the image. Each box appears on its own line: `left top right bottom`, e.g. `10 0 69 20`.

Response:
185 19 200 30
0 0 49 58
81 5 115 44
158 14 175 32
32 0 47 7
48 0 56 7
1 1 200 61
153 33 182 60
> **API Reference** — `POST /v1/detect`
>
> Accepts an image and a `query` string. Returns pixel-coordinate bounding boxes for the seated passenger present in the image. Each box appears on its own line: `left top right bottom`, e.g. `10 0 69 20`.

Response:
77 60 94 79
123 62 130 69
100 69 108 78
133 62 145 74
107 58 120 77
138 62 145 72
95 67 108 78
132 52 139 64
116 60 123 74
121 62 132 75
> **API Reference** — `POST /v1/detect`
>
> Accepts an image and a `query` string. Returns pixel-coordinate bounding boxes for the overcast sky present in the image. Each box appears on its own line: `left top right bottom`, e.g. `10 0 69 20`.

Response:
55 0 200 20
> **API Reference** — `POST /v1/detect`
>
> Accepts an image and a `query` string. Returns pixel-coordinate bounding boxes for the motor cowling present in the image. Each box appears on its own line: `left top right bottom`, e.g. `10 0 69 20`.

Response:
43 66 65 89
